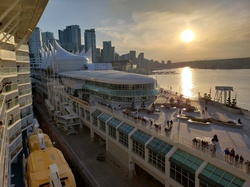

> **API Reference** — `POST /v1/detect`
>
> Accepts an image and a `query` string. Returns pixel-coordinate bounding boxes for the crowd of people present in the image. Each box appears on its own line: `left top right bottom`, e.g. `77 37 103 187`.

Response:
223 147 250 173
192 134 250 174
164 119 173 133
192 134 219 156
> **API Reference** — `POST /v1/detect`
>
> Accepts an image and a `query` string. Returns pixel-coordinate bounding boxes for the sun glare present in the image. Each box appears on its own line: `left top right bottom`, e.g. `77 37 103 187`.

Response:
181 30 194 42
181 67 193 98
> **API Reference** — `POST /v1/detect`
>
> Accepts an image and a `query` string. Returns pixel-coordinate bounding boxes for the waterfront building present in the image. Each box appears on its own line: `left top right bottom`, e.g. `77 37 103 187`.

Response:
36 40 250 187
58 25 82 53
29 27 43 71
84 29 97 62
103 41 115 62
0 0 48 186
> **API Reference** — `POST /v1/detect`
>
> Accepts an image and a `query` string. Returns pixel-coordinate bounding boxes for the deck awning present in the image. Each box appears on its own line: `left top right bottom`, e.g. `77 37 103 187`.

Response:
131 130 151 145
169 149 203 174
91 109 102 118
146 138 173 157
107 117 122 128
98 113 111 122
117 122 134 135
198 163 245 187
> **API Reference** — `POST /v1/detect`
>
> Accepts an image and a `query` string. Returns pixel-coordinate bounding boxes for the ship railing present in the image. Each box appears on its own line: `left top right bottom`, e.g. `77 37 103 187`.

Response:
2 83 18 93
17 77 31 85
0 67 17 76
6 98 19 111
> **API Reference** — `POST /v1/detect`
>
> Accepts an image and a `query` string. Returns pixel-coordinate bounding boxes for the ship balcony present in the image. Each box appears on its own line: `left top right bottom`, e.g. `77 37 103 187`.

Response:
6 98 19 111
19 99 32 108
10 140 22 162
20 109 32 119
17 67 30 74
8 113 20 127
0 67 17 77
9 128 22 145
21 117 33 131
1 83 18 94
0 49 16 61
19 88 32 97
16 55 29 63
18 77 31 86
0 122 5 151
17 45 29 53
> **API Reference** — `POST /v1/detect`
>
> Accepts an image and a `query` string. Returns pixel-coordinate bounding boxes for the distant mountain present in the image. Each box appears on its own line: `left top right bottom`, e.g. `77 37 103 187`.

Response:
171 57 250 69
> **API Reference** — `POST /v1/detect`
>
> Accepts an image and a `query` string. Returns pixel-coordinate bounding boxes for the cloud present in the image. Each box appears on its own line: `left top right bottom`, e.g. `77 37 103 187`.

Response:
38 0 250 61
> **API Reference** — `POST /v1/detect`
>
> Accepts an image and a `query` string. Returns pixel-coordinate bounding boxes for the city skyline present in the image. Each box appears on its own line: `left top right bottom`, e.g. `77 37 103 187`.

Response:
37 0 250 62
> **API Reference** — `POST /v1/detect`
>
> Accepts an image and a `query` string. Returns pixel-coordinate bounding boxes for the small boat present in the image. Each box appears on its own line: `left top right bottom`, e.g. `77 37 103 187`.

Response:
187 119 210 125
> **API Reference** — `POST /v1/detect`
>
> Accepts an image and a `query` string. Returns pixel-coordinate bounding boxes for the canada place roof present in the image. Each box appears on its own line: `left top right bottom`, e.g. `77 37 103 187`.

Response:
59 70 156 85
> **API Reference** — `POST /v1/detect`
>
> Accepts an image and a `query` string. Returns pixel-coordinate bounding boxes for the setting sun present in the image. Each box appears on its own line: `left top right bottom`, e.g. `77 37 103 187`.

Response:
181 30 194 42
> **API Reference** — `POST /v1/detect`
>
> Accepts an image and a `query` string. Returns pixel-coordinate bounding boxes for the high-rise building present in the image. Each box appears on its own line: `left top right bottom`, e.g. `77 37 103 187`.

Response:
84 29 97 62
0 1 48 186
137 52 144 67
42 31 54 46
103 41 115 62
29 27 43 70
129 50 136 63
58 25 81 53
96 48 102 62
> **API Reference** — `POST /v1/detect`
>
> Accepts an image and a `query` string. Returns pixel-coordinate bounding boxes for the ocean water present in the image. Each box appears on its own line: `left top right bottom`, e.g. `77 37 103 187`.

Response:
149 68 250 111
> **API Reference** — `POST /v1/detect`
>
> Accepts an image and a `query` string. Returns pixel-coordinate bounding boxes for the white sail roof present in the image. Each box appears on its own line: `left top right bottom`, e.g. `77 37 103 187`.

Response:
53 40 88 61
84 47 92 63
40 39 90 73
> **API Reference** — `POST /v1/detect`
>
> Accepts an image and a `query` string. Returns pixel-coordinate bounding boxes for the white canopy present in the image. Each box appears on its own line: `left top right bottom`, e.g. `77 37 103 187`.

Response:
40 39 91 73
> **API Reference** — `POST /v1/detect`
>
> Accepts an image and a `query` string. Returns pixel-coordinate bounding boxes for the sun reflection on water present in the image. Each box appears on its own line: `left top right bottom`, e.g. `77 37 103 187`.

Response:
181 67 193 98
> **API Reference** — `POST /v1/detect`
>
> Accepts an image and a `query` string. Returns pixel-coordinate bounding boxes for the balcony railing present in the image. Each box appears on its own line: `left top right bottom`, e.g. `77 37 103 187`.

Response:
19 88 31 96
17 67 30 73
10 142 22 161
21 117 33 130
9 129 21 145
1 83 18 93
18 78 31 85
0 67 17 76
19 99 32 108
8 113 20 127
6 98 19 111
16 55 29 62
17 45 28 52
0 49 15 61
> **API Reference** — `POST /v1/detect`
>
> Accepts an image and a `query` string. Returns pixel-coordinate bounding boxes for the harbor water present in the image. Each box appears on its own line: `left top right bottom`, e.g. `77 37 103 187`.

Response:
149 68 250 111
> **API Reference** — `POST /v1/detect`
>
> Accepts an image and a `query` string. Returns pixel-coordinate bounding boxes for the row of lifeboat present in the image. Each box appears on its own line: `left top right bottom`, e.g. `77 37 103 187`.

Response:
24 119 76 187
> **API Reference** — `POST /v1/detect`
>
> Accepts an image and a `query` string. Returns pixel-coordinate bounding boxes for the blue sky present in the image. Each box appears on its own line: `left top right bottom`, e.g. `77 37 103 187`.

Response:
38 0 250 62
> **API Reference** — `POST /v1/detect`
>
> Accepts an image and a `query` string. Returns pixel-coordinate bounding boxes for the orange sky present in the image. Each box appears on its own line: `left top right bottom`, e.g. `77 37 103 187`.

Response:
38 0 250 62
